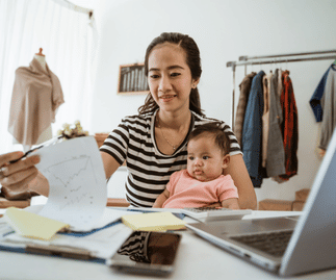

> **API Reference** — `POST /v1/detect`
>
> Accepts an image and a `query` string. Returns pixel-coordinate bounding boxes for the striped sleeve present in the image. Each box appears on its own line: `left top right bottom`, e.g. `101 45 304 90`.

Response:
100 118 130 165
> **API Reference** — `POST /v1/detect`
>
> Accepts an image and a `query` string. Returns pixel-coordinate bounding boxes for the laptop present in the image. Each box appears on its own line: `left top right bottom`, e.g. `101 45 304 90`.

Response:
187 129 336 277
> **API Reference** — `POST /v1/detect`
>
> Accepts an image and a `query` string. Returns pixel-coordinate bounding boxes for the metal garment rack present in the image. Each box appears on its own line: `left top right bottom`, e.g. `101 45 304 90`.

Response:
226 50 336 129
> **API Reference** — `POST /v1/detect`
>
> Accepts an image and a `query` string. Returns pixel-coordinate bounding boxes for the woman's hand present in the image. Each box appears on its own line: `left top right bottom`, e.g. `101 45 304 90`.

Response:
0 151 40 199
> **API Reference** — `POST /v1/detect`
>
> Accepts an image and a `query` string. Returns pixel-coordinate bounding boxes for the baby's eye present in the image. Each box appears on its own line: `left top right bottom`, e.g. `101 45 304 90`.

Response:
188 156 194 160
203 156 209 160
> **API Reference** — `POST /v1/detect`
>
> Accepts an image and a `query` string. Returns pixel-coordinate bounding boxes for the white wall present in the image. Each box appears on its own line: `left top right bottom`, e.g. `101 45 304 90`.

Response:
92 0 336 202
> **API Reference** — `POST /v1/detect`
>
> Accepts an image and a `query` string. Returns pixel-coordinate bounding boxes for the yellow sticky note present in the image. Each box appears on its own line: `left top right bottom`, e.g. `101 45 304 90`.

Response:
121 212 186 231
4 207 69 241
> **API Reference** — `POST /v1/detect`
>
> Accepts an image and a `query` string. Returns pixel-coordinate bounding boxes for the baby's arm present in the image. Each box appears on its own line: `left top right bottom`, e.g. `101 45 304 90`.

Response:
152 189 170 208
221 198 240 209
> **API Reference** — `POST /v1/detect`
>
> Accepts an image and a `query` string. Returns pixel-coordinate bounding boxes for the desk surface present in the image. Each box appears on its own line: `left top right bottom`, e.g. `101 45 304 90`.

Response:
1 210 335 280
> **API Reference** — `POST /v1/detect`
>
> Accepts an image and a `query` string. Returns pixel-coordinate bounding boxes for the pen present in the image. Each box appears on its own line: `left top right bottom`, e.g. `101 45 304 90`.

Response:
9 135 64 164
9 145 44 164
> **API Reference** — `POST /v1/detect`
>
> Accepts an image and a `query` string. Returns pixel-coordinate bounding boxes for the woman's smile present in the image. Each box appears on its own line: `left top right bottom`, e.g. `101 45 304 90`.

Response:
159 95 177 102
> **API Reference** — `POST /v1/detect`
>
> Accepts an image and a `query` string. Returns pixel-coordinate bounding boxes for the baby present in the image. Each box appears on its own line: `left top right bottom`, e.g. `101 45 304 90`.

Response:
153 123 239 209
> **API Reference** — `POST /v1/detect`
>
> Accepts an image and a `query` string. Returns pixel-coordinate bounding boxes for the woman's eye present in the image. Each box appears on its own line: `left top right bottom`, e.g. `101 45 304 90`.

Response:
150 74 159 79
203 156 209 160
170 73 181 77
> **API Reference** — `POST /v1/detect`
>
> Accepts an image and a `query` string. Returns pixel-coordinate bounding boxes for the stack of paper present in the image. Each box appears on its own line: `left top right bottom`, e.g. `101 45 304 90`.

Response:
121 212 186 231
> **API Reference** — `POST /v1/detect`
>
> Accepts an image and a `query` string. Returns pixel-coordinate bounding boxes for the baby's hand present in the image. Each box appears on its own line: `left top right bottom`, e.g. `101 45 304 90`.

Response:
221 198 240 210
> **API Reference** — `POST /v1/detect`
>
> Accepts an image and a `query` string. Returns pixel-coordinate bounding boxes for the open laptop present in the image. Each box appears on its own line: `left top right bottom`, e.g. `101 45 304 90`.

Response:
187 129 336 277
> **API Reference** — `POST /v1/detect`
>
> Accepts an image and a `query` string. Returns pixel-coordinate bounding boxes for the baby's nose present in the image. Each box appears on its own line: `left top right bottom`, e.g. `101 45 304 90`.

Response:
194 158 202 166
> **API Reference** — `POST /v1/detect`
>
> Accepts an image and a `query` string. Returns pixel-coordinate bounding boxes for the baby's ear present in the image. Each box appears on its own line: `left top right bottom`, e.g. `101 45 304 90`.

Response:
222 154 230 169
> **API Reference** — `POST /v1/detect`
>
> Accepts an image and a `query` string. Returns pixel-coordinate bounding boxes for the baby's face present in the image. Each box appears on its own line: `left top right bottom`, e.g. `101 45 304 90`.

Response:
187 136 229 182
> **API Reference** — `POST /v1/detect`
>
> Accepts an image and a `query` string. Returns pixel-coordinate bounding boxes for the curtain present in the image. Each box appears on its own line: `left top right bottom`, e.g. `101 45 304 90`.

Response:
0 0 97 154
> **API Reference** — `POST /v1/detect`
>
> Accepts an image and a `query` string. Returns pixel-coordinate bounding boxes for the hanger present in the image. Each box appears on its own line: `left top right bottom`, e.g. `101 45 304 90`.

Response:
35 48 45 57
270 59 274 74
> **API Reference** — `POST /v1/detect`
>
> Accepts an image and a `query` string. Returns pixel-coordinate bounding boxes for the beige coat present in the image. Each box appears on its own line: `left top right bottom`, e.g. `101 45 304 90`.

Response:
8 58 64 146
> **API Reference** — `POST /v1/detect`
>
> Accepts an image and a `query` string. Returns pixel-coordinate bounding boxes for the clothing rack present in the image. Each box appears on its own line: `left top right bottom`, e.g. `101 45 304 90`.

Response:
51 0 93 18
226 49 336 129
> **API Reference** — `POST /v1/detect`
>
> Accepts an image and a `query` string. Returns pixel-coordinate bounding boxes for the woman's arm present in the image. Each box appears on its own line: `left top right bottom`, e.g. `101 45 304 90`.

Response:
100 151 121 179
224 154 257 210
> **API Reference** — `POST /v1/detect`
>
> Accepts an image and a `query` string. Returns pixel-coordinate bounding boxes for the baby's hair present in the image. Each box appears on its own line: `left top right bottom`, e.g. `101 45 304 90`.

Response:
188 122 230 155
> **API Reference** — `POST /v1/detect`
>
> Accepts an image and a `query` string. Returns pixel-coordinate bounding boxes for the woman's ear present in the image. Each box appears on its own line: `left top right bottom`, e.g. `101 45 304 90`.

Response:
222 154 230 169
192 78 200 89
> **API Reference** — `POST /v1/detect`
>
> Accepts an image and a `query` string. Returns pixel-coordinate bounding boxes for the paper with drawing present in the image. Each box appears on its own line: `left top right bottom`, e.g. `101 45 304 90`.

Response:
29 136 107 231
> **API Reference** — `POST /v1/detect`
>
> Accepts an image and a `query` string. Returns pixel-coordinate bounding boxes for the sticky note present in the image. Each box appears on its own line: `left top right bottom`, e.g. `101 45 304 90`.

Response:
4 207 69 240
121 212 186 231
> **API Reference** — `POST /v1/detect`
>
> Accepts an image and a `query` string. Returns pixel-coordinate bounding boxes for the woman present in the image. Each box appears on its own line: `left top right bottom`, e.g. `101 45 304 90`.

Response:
0 32 257 209
100 32 257 209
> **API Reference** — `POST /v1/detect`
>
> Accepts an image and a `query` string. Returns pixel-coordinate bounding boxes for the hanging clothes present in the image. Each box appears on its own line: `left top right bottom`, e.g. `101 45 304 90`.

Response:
278 71 298 180
318 64 336 150
8 58 64 147
242 70 266 188
266 69 286 177
234 72 257 147
309 65 332 122
262 73 272 168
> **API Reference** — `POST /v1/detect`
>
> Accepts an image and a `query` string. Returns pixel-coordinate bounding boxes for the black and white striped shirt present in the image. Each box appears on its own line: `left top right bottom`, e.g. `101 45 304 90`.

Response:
100 109 241 207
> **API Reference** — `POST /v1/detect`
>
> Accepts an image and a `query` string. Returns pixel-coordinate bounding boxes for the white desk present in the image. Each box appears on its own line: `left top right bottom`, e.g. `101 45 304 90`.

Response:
1 210 335 280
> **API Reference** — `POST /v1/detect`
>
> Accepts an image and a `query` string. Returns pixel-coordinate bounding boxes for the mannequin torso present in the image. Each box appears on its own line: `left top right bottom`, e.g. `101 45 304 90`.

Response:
34 54 47 72
12 52 53 152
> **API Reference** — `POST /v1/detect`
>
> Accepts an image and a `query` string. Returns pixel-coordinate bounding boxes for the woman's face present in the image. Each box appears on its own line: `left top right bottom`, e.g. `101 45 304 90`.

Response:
147 43 199 114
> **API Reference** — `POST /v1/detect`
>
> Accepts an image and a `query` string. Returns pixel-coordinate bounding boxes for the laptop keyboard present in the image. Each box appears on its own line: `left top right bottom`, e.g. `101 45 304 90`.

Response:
230 230 294 257
184 207 231 213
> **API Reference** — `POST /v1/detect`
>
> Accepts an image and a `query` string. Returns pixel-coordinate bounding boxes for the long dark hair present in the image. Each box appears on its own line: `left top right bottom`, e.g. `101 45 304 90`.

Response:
138 32 204 116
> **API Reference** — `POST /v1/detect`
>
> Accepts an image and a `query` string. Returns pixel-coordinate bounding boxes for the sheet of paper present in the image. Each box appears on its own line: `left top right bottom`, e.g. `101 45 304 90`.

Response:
92 207 140 229
29 136 107 231
4 207 69 240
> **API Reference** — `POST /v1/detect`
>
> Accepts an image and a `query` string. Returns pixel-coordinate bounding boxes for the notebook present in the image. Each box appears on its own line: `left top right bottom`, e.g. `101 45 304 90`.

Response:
121 212 186 231
187 128 336 277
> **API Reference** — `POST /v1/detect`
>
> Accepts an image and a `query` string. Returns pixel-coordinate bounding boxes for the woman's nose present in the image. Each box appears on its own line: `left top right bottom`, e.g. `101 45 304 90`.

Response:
159 75 172 92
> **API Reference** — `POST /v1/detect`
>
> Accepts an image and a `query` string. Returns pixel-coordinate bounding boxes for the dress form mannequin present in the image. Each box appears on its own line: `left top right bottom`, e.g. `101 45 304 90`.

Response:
34 48 47 72
13 48 53 152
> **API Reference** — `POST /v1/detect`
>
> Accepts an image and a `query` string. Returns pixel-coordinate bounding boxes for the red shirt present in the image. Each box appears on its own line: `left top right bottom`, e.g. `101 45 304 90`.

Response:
279 71 298 180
